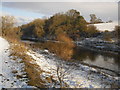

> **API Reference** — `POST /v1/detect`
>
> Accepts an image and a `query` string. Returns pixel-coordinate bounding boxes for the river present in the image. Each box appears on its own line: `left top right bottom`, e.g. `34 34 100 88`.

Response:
72 46 119 76
23 40 120 76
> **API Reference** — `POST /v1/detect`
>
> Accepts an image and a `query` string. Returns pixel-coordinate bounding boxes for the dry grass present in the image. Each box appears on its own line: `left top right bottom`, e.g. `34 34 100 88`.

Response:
10 44 47 88
1 33 55 88
11 70 18 74
43 41 74 60
3 30 72 88
3 35 47 88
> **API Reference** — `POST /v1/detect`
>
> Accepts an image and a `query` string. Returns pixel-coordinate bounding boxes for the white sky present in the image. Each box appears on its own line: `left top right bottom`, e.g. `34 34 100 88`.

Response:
1 0 120 2
1 0 120 23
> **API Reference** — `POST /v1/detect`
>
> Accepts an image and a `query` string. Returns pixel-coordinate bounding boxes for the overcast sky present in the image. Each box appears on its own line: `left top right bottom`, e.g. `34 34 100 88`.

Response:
1 1 119 22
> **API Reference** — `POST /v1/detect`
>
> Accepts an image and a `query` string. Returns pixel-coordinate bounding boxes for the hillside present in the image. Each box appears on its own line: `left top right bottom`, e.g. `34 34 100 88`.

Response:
93 22 118 32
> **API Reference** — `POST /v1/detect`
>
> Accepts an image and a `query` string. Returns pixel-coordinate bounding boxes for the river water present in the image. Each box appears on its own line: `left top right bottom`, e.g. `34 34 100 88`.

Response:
72 46 119 76
23 40 120 76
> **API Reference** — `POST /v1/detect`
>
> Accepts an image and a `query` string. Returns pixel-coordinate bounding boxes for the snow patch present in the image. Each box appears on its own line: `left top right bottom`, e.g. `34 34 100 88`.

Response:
0 37 34 88
92 22 118 31
27 49 120 88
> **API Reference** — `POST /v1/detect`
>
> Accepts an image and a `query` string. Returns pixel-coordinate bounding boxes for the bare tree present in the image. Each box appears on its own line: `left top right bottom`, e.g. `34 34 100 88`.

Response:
44 62 72 88
56 64 69 88
1 15 16 36
90 14 103 24
90 14 97 24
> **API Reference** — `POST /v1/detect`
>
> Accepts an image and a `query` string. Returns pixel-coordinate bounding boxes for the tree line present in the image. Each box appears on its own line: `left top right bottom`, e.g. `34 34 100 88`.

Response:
20 9 100 41
1 9 120 42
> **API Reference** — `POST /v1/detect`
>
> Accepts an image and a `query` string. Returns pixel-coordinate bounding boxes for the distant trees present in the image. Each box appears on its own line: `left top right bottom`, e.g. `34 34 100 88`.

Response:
21 19 45 38
1 16 16 36
101 26 120 42
32 19 45 38
0 15 22 42
106 20 113 23
103 30 112 41
44 9 87 40
114 26 120 39
90 14 103 24
90 14 97 24
66 9 80 18
86 25 99 37
21 9 101 41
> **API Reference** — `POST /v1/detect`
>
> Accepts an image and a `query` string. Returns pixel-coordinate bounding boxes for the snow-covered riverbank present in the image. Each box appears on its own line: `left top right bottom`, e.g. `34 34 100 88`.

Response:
26 48 120 88
0 37 33 88
1 37 119 88
76 38 120 54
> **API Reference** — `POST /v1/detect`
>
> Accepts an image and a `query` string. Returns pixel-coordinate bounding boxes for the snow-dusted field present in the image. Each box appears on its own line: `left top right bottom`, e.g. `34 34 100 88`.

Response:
0 37 119 88
92 22 118 32
0 37 33 88
27 49 120 88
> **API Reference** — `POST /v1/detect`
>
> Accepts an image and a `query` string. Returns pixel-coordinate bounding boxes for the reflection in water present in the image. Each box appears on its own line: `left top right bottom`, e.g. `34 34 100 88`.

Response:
72 46 119 73
72 47 98 62
41 42 119 73
73 46 119 64
28 39 119 73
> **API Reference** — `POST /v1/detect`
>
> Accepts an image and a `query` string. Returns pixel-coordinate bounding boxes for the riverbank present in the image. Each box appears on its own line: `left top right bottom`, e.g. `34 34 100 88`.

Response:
22 39 120 76
75 37 119 55
1 36 119 88
0 37 34 88
21 37 119 55
26 47 120 88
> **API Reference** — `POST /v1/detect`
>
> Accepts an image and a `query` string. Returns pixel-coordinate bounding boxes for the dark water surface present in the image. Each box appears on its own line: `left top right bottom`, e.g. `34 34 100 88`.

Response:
72 46 120 75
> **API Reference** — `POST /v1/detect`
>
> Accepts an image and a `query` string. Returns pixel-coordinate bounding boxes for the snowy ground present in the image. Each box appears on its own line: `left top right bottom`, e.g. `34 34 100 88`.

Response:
92 22 118 32
0 37 119 88
0 37 34 88
27 49 120 88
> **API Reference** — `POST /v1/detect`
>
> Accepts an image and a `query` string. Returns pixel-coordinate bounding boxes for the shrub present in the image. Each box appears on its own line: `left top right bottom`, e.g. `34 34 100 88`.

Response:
103 31 112 41
43 33 75 60
86 25 99 37
1 15 16 36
